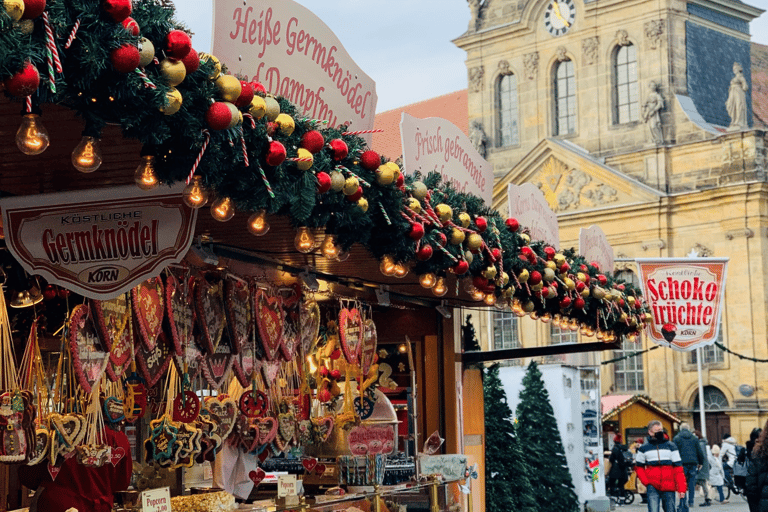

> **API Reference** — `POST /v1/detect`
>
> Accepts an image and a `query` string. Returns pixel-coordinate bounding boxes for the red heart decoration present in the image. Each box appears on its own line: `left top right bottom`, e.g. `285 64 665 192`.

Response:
132 277 165 351
165 271 196 356
361 319 378 376
233 343 260 388
258 446 271 463
48 464 61 481
254 289 284 361
91 292 130 352
110 446 125 466
302 457 318 472
195 274 226 354
200 342 235 390
224 278 251 354
315 463 327 476
69 304 110 394
249 468 266 486
339 307 363 365
106 324 133 382
135 332 173 387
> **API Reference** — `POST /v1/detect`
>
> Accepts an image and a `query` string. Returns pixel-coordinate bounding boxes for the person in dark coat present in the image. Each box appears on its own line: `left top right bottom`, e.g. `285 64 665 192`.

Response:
745 426 764 512
608 433 631 498
672 422 705 512
694 430 711 506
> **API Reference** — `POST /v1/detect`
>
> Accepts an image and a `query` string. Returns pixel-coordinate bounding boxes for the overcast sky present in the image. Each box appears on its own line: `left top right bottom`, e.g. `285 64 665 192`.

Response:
175 0 768 113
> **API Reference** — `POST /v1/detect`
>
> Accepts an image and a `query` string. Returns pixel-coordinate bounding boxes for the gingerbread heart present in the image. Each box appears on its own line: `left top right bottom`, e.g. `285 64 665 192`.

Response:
233 342 261 388
135 331 173 387
339 307 363 365
106 324 133 382
91 292 130 353
49 413 86 460
361 319 378 376
103 396 126 423
200 342 235 390
69 304 110 393
312 415 334 443
275 411 296 451
254 289 284 361
255 416 278 445
28 428 50 466
207 396 237 442
300 299 321 356
280 306 300 361
224 278 251 354
173 344 203 382
132 277 165 350
261 360 281 388
165 271 196 356
195 274 226 354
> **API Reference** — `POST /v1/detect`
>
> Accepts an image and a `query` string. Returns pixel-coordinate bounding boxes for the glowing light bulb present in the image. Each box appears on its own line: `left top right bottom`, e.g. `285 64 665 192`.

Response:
247 209 270 236
210 196 235 222
432 277 447 297
379 255 396 276
294 227 315 253
541 313 551 323
72 136 102 173
569 319 579 331
419 273 437 289
183 176 209 209
321 234 339 259
134 155 159 190
483 293 497 306
471 289 485 301
394 263 409 278
16 114 49 155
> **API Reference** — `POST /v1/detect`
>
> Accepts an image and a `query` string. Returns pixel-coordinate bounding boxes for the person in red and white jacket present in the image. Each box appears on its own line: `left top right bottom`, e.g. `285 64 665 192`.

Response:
635 420 687 512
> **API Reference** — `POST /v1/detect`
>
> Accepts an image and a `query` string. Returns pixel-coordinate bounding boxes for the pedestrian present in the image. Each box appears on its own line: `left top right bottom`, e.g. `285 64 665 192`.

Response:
721 433 738 490
673 423 705 512
636 420 687 512
633 438 649 504
608 433 631 499
693 430 711 507
709 445 729 503
745 427 763 512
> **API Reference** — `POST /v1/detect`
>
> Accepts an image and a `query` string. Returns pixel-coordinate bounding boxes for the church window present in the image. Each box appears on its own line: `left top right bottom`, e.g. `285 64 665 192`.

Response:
550 323 578 345
613 44 639 124
613 337 644 392
554 59 576 135
496 73 519 147
687 326 725 365
493 310 520 349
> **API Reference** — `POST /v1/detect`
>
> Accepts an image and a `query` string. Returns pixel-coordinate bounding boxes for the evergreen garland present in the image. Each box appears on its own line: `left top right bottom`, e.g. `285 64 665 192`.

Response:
483 364 536 512
0 0 650 338
516 361 579 512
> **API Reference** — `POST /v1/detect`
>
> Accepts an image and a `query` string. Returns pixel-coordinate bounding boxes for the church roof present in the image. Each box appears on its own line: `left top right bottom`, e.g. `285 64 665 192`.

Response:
752 42 768 128
371 90 468 159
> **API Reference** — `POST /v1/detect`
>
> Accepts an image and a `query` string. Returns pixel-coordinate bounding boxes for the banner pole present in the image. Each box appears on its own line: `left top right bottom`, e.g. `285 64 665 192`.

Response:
697 347 707 441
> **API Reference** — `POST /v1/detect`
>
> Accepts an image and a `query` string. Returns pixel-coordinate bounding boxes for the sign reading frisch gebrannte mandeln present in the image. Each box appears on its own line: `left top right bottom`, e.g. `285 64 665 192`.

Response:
636 258 728 352
0 184 197 300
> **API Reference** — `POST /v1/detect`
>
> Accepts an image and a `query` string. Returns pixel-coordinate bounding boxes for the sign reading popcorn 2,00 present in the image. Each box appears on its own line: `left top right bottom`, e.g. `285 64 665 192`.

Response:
1 185 197 299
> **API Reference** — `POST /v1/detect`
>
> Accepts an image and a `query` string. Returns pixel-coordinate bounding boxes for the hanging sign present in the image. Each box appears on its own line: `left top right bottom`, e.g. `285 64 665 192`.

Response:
636 258 728 351
212 0 377 141
0 184 197 300
400 113 493 204
579 225 613 272
507 183 560 249
141 486 171 512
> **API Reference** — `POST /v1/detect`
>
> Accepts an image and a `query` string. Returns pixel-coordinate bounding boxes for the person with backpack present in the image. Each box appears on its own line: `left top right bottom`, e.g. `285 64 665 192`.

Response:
693 430 711 507
744 427 762 512
608 433 632 499
673 423 705 512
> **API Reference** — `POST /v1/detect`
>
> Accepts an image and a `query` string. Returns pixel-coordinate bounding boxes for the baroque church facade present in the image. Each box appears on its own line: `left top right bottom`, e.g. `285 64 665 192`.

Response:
454 0 768 443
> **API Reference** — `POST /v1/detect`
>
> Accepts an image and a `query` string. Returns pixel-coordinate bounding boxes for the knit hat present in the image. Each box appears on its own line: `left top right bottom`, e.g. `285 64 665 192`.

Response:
614 434 622 443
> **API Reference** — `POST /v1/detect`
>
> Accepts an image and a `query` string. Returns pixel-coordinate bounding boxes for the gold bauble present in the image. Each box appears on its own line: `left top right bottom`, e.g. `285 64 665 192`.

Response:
225 102 242 129
545 261 557 270
138 38 155 68
581 288 591 298
450 228 465 245
522 301 535 313
330 171 345 192
411 181 428 201
406 198 421 214
385 161 401 179
215 75 242 103
518 269 530 282
577 272 588 283
483 266 497 280
519 233 531 245
4 0 23 21
543 268 556 282
554 253 566 266
627 296 636 306
160 87 182 115
375 164 394 185
342 177 359 196
564 277 575 290
435 204 452 223
458 212 471 228
296 148 313 171
159 58 186 87
264 96 280 121
198 53 221 79
592 286 606 300
249 96 266 119
464 251 474 265
357 197 369 212
466 233 483 251
499 272 510 286
275 113 295 136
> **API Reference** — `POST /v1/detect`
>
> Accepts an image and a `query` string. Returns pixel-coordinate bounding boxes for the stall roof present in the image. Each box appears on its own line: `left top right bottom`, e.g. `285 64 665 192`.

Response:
601 394 680 423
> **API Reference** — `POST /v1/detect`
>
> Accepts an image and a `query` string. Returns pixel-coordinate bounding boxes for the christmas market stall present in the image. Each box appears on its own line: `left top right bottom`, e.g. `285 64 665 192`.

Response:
0 1 651 511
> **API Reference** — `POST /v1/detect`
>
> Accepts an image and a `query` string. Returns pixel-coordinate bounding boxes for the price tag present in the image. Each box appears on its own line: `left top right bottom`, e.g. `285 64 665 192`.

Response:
142 487 171 512
277 474 298 498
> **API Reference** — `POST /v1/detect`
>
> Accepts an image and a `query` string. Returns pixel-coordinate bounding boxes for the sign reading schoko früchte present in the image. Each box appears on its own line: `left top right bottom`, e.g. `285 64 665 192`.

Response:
1 185 197 299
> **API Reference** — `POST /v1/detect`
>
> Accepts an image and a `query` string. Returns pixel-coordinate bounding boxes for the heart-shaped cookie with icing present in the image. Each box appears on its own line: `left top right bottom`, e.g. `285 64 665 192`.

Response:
132 277 165 351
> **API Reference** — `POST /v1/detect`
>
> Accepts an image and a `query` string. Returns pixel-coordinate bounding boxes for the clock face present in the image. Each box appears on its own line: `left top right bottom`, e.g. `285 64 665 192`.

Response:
544 0 576 37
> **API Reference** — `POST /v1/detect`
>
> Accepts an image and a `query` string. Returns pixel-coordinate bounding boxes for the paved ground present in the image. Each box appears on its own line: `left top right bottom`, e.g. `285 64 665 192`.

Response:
611 493 750 512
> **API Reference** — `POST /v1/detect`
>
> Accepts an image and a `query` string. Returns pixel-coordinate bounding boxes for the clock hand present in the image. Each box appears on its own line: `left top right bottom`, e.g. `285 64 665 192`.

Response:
551 1 570 27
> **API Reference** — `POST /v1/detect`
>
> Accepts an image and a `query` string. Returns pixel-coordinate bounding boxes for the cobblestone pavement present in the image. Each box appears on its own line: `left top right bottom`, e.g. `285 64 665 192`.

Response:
610 492 750 512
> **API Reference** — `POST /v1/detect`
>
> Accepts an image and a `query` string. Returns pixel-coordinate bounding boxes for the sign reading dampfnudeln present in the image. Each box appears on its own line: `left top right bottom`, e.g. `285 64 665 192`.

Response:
1 185 197 300
636 258 728 351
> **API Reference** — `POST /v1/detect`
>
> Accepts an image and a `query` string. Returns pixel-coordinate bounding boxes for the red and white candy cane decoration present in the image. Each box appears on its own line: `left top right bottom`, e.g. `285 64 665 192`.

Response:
243 113 256 129
64 19 81 50
186 130 211 185
340 129 383 136
239 128 249 167
42 13 63 74
134 69 156 89
25 96 32 114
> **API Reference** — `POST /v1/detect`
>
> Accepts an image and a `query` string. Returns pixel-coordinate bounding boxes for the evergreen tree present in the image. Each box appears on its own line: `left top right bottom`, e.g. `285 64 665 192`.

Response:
516 361 579 512
483 364 536 512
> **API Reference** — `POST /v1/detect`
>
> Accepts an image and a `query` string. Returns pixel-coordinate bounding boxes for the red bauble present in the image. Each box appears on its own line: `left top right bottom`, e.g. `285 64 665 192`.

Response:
634 300 642 310
544 247 556 260
3 62 39 97
409 223 425 240
396 173 404 189
316 172 331 194
597 274 608 286
505 217 519 232
265 140 287 166
528 271 542 286
575 281 586 292
165 30 192 60
110 44 140 73
329 369 342 380
346 186 363 202
360 150 380 171
102 0 131 22
251 81 266 94
452 260 469 275
300 130 325 154
42 284 57 301
58 288 71 299
616 283 625 291
580 264 589 272
491 248 501 261
181 48 200 75
317 389 331 402
121 17 139 36
560 262 570 274
234 80 255 108
574 297 586 309
472 276 489 290
21 0 45 19
559 297 571 309
329 139 348 161
475 216 487 233
618 299 625 308
416 245 433 261
520 246 534 260
435 232 447 247
590 261 601 271
205 102 232 131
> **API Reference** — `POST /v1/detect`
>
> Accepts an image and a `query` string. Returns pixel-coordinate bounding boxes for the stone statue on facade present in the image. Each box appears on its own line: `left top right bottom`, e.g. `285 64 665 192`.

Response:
468 0 484 31
469 121 487 158
726 62 748 131
642 81 664 145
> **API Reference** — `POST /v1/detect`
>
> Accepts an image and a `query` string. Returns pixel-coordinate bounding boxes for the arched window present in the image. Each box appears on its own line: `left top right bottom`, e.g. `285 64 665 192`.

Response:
693 386 729 411
554 59 576 135
496 73 519 147
613 44 639 124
